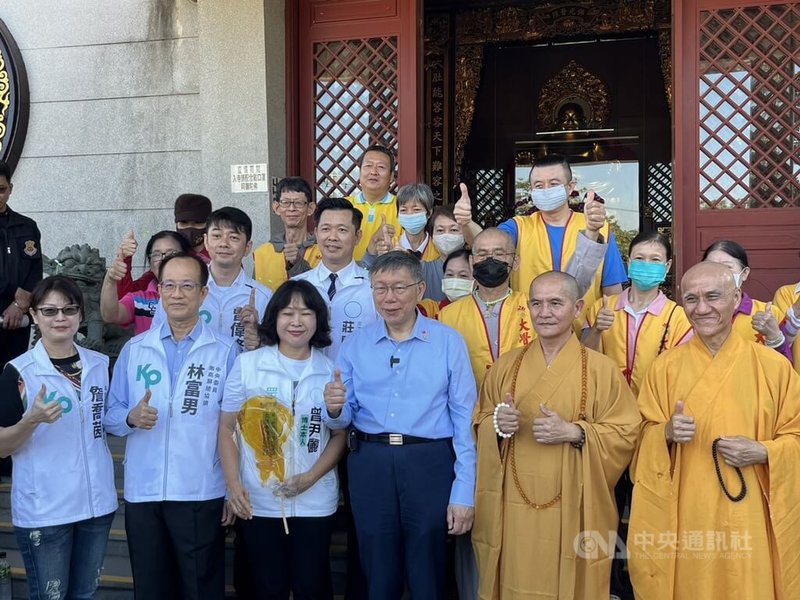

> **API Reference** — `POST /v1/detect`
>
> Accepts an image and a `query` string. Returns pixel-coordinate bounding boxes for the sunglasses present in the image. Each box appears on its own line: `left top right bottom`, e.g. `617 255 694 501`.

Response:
35 305 81 317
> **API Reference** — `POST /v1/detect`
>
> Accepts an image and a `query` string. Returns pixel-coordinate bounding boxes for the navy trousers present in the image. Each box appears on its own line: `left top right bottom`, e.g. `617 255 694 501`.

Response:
348 438 454 600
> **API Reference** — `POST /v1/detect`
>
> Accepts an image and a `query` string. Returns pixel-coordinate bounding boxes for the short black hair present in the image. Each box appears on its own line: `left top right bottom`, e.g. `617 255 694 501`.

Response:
0 161 10 183
207 207 253 242
30 276 84 319
529 153 573 182
158 253 210 286
702 239 749 269
275 177 313 204
259 280 332 349
443 248 471 273
144 230 190 266
358 144 396 173
313 197 363 230
629 231 672 259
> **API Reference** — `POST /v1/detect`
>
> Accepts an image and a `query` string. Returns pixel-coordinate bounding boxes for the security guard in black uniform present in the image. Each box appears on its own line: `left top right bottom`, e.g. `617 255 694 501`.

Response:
0 160 42 369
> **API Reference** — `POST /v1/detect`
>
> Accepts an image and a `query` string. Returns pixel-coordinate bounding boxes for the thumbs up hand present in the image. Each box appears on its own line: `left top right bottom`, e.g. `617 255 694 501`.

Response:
533 403 579 445
583 191 606 233
752 301 781 341
666 400 696 444
367 214 395 256
324 369 347 418
283 242 299 266
127 389 158 430
594 295 615 332
119 230 138 259
24 385 62 425
239 288 261 352
106 251 129 282
495 392 521 436
453 183 473 226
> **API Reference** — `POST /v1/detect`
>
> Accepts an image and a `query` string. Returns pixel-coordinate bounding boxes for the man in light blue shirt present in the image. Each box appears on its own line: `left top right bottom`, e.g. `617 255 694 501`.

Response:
324 251 477 599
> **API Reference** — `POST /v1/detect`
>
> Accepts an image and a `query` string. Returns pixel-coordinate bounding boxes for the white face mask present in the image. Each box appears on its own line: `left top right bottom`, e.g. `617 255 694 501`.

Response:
441 277 474 302
530 185 569 211
733 269 745 289
433 233 465 256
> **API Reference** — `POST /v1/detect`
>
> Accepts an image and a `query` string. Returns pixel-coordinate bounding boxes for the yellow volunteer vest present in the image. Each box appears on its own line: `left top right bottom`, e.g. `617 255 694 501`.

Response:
510 211 609 304
439 291 534 388
393 234 441 262
347 193 399 261
253 242 322 291
585 293 693 396
773 283 799 372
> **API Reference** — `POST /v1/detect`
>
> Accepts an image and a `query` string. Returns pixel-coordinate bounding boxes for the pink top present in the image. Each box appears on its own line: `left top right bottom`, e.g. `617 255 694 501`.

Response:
119 279 160 334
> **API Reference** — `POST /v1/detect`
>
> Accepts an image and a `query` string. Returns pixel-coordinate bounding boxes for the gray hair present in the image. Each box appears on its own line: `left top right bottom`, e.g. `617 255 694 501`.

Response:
396 183 435 214
369 250 423 282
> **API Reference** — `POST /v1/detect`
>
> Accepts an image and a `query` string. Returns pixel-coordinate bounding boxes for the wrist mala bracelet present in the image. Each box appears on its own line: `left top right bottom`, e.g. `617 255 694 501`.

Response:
571 426 586 450
493 402 514 438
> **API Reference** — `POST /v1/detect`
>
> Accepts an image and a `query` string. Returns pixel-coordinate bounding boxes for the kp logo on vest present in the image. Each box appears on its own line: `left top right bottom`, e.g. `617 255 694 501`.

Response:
136 364 162 389
45 391 73 413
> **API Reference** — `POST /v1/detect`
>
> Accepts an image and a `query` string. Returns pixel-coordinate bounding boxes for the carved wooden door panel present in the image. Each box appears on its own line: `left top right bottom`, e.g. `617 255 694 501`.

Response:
673 0 800 298
292 0 421 198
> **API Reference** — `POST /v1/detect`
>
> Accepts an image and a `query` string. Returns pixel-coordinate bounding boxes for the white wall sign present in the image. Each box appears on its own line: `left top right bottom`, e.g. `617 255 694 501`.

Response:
231 164 268 193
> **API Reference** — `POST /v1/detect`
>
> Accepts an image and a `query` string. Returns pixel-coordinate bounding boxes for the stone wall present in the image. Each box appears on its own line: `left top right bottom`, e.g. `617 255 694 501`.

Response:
0 0 281 276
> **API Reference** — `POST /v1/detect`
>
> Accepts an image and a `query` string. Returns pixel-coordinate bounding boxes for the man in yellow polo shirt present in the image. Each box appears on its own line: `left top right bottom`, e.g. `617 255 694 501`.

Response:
346 144 400 261
454 154 626 315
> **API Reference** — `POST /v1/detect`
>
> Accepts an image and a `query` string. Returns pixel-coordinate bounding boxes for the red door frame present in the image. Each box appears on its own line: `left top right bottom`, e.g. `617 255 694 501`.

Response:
286 0 422 191
673 0 800 298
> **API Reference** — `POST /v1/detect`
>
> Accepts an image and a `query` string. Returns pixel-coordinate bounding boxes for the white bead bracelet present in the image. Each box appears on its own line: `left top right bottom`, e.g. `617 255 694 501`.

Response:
493 402 514 438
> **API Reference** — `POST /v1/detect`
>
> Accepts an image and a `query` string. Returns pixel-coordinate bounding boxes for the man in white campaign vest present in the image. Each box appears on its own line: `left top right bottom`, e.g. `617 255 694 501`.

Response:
293 197 380 360
153 207 272 352
105 254 237 600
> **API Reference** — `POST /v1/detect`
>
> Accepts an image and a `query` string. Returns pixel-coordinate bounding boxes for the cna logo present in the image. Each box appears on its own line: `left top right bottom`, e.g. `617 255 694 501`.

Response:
573 530 626 560
44 391 73 414
136 364 163 389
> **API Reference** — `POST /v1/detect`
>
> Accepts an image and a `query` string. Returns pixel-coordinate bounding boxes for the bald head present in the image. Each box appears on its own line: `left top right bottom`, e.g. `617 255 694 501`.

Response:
530 271 581 303
472 227 515 254
681 261 736 296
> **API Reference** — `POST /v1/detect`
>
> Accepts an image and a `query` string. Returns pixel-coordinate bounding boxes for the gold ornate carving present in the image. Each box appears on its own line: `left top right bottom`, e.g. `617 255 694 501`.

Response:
657 29 672 114
454 44 483 175
0 48 9 152
538 60 609 130
455 1 657 45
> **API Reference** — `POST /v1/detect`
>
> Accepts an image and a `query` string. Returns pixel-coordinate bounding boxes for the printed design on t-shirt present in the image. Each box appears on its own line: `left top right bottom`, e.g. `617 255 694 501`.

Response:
237 396 293 484
133 295 159 318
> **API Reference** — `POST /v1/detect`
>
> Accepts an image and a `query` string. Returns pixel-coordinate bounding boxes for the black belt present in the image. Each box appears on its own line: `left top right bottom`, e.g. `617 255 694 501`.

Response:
355 431 448 446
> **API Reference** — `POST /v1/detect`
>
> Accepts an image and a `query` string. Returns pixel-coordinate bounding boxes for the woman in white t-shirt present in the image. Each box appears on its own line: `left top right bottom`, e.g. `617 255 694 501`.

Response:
219 279 346 599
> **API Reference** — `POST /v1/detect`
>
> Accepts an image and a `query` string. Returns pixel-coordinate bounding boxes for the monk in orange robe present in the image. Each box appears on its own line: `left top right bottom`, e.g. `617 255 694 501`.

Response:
473 271 640 599
629 262 800 599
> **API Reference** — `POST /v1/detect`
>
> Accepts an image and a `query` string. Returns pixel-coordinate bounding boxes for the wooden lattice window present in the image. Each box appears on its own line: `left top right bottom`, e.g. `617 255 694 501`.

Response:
313 37 399 197
465 169 506 228
698 4 799 210
646 162 673 225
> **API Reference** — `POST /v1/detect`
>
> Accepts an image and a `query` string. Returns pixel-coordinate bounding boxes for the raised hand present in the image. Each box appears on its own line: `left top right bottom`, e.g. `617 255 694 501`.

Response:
665 400 695 444
752 302 781 341
24 385 62 425
283 242 299 266
594 296 615 332
495 392 521 435
583 191 606 233
324 369 346 418
239 288 261 351
127 389 158 430
119 230 138 259
106 250 129 282
453 183 473 226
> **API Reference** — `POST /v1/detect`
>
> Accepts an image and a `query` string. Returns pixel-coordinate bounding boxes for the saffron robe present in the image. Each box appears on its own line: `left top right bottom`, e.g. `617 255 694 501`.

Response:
773 283 799 372
440 291 534 389
584 291 693 396
473 335 640 599
628 332 800 600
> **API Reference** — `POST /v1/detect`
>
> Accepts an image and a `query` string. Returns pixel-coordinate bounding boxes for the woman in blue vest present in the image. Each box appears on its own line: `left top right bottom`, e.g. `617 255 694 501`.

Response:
0 275 117 599
219 279 346 600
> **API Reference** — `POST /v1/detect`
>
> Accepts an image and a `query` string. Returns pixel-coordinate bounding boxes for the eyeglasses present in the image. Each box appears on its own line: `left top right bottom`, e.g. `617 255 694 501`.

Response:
371 281 422 297
159 281 204 294
35 305 80 317
277 199 309 209
472 250 515 260
149 250 179 262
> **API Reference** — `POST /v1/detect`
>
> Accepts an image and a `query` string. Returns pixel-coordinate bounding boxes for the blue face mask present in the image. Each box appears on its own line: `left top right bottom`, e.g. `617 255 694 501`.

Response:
628 260 667 291
530 185 568 211
398 212 428 235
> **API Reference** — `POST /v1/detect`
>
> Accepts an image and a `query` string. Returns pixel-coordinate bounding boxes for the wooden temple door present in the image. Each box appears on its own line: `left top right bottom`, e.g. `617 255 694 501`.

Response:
673 0 800 298
290 0 422 198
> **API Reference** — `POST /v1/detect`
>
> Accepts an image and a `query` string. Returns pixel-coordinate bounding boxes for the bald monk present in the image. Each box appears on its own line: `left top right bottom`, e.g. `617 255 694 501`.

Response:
473 271 641 599
628 262 800 599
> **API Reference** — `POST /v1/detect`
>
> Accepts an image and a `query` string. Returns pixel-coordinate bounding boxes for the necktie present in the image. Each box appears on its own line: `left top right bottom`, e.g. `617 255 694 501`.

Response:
327 273 337 301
